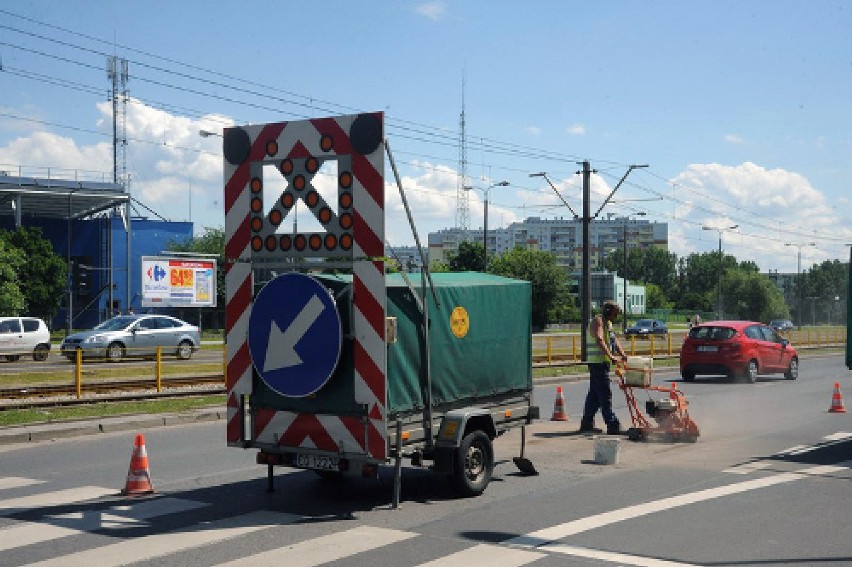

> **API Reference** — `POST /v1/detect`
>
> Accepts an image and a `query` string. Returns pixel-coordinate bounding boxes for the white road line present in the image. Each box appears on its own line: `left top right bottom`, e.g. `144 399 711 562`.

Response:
0 486 114 516
823 432 852 441
0 477 44 491
544 543 700 567
506 461 852 547
415 543 545 567
22 510 289 567
214 525 417 567
722 462 772 474
774 444 809 456
0 497 208 551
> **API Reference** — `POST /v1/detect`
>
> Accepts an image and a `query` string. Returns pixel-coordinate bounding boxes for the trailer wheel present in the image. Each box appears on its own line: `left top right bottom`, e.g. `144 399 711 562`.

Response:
452 430 493 497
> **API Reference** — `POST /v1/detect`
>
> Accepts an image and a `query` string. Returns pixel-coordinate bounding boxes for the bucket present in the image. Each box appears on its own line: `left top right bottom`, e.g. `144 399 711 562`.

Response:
624 356 652 387
594 436 620 465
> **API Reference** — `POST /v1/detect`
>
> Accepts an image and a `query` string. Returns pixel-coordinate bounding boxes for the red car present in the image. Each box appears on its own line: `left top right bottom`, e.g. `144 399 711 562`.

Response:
679 320 799 383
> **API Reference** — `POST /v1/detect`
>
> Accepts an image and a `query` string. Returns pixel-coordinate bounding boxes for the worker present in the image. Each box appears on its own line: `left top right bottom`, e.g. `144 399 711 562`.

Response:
579 300 627 435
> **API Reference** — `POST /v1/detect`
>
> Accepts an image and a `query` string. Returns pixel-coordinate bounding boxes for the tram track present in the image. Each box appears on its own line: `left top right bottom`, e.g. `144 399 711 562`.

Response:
0 375 225 411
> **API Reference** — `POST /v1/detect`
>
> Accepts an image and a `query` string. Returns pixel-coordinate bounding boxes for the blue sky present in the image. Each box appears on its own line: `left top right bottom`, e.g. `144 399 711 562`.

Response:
1 1 851 273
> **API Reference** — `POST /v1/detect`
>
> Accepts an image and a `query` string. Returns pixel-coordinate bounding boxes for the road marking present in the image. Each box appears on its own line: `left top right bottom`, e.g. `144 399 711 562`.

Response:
21 510 289 567
215 525 416 566
544 543 700 566
0 497 208 551
415 543 545 567
722 462 772 474
0 477 44 490
506 461 852 547
0 486 113 516
823 431 852 441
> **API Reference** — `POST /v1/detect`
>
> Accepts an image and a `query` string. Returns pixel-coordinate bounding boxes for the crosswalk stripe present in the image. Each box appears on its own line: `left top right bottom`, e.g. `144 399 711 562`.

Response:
722 462 772 474
21 510 289 567
543 543 700 567
0 477 44 491
214 525 417 566
0 486 114 516
0 497 208 552
416 543 545 567
823 431 852 441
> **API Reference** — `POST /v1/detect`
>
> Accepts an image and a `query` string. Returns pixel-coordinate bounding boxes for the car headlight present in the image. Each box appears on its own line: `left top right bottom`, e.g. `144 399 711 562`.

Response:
84 335 105 344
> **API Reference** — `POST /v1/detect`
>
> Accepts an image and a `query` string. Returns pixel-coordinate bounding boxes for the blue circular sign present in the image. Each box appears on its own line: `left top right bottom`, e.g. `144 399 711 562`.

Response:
248 273 342 397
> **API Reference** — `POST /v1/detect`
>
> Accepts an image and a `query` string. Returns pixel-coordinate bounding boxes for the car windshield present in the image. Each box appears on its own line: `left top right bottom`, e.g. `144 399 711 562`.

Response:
93 316 137 331
635 319 654 327
688 326 736 340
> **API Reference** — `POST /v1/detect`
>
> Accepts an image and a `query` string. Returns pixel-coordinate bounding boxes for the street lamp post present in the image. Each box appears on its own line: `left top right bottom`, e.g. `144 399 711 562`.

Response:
702 224 738 319
622 212 646 334
465 181 509 270
785 242 816 330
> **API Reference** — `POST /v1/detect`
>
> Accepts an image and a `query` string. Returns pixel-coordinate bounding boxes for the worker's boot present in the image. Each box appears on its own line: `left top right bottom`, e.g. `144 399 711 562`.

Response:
606 422 622 435
578 420 602 433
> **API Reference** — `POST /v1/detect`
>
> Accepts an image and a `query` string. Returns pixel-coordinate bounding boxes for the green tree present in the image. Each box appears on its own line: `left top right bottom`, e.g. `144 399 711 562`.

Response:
645 283 673 310
489 247 569 330
0 227 66 321
447 241 485 272
724 269 789 322
798 259 848 325
0 239 26 314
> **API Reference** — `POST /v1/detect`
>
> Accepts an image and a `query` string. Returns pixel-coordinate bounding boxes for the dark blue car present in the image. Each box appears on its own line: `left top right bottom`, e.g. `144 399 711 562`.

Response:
625 319 668 338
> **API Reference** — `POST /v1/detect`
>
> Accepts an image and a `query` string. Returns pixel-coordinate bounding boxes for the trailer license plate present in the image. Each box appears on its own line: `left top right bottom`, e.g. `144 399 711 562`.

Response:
697 345 718 352
295 453 339 471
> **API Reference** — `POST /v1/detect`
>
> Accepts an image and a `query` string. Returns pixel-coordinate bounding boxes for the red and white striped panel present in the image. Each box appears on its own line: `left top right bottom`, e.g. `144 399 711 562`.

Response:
223 114 387 458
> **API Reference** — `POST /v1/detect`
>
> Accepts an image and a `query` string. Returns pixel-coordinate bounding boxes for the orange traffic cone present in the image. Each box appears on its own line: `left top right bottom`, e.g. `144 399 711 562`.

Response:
122 433 155 496
551 386 569 421
828 383 846 413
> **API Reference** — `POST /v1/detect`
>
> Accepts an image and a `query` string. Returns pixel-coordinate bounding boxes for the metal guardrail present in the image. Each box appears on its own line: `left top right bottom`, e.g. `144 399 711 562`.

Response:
532 328 847 367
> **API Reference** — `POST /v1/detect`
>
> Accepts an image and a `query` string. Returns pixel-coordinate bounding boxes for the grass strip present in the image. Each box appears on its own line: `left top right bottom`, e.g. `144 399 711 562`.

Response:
0 395 225 427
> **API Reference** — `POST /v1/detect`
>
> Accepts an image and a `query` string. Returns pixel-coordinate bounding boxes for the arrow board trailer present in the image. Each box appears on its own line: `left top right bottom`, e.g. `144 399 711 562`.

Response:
222 113 538 502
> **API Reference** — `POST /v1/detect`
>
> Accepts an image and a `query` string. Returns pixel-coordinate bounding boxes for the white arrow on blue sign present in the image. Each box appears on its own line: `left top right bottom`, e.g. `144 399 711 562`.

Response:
248 273 342 397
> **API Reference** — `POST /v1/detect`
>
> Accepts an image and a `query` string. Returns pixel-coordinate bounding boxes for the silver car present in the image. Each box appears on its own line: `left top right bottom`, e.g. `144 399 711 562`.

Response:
60 314 200 362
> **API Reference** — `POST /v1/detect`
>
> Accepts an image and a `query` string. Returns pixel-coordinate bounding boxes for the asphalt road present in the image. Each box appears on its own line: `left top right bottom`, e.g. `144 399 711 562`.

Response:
0 354 849 566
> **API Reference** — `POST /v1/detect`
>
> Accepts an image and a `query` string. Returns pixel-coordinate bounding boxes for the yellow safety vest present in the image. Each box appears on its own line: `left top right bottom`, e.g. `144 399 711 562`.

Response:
586 318 613 363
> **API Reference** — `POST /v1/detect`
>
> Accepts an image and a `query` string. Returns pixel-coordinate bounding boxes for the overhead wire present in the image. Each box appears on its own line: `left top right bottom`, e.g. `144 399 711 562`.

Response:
1 8 848 254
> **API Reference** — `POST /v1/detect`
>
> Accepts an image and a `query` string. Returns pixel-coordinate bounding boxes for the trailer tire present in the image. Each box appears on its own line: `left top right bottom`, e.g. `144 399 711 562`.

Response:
452 430 493 497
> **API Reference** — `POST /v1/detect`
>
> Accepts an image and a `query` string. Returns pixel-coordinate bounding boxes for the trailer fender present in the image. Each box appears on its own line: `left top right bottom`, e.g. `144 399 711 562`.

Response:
432 408 496 474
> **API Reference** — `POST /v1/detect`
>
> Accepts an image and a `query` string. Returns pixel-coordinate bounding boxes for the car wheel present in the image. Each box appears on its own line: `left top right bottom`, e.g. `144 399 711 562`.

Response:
5 355 21 362
33 345 49 361
452 430 494 497
681 369 695 382
176 340 194 360
785 357 799 380
743 360 758 383
106 342 125 363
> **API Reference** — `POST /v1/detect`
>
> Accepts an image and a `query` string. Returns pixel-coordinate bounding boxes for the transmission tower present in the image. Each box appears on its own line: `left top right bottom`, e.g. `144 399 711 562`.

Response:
455 77 470 239
107 56 129 187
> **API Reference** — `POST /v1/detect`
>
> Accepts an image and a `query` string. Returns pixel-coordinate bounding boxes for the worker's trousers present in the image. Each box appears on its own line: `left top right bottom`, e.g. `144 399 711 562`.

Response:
581 362 620 429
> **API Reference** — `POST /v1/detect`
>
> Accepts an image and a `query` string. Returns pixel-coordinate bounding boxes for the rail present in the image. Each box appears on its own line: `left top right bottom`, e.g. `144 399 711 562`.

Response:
532 328 847 366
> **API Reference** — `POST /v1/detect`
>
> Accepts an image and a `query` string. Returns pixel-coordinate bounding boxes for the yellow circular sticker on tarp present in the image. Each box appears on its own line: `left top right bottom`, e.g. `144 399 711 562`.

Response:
450 306 469 338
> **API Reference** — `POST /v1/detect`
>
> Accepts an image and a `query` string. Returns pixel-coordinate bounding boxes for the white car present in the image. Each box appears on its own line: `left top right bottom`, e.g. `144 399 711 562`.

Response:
0 317 52 361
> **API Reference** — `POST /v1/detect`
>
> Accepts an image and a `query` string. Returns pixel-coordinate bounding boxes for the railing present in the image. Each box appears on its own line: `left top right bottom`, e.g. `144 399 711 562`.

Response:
532 328 847 367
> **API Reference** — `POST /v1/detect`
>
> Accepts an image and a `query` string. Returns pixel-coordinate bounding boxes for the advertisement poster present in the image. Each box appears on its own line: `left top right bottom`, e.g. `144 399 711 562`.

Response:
141 256 217 308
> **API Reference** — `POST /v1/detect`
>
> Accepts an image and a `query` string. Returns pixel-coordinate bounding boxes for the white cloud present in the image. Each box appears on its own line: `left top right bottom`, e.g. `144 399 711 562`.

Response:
415 2 446 20
670 161 849 271
524 126 542 136
566 124 586 135
723 133 745 144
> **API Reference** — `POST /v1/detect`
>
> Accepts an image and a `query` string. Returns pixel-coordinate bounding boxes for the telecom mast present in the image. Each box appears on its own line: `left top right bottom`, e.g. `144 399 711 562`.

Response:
455 76 470 240
107 56 129 187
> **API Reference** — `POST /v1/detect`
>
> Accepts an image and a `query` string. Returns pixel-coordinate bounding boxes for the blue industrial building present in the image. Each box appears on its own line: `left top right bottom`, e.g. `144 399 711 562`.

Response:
0 174 192 331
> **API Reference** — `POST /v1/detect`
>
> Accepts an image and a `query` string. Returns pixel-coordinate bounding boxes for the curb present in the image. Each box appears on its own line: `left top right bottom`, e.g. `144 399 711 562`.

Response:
0 408 224 447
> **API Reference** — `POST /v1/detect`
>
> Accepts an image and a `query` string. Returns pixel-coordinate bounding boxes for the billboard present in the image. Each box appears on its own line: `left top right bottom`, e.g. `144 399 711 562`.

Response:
141 256 217 308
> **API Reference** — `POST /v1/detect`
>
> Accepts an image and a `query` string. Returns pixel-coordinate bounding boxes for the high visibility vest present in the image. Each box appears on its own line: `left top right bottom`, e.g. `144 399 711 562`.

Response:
587 318 614 363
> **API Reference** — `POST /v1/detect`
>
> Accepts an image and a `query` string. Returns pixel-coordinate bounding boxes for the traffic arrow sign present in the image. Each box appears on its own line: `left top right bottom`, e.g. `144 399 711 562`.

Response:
248 273 342 397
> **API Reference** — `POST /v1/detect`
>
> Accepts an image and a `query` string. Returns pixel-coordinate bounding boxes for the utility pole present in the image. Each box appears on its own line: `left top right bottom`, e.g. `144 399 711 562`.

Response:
580 161 592 361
